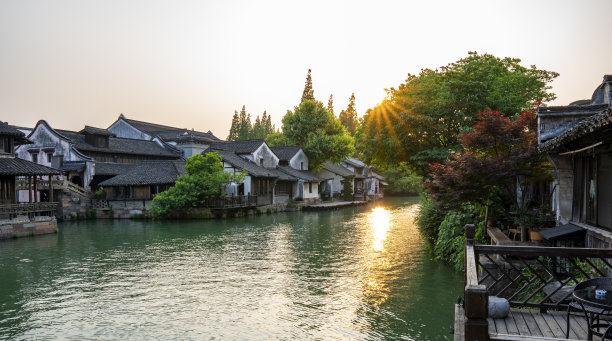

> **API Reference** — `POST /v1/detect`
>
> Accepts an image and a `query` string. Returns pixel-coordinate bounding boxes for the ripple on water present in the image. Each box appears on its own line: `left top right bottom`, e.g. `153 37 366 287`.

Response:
0 198 463 340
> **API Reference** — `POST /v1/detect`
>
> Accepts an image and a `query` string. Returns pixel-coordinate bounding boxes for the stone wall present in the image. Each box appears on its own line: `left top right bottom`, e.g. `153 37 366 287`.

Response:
0 216 57 239
58 191 93 220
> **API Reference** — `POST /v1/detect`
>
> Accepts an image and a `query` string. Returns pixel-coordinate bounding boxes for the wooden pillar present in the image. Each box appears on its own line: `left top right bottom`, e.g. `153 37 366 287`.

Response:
49 175 54 202
33 176 38 203
464 224 489 341
28 176 33 203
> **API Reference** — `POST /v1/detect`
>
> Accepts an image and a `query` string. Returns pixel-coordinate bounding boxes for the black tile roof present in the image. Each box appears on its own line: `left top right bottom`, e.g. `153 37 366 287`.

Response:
270 146 301 161
209 140 266 154
95 162 135 176
208 150 295 180
61 161 86 172
123 118 220 144
0 122 32 145
278 166 321 182
321 161 354 177
539 108 612 152
98 160 186 186
0 157 61 175
80 126 116 136
58 130 181 158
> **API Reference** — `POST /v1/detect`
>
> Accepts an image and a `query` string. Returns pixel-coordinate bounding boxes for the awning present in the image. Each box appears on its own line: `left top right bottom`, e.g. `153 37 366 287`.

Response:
539 223 584 241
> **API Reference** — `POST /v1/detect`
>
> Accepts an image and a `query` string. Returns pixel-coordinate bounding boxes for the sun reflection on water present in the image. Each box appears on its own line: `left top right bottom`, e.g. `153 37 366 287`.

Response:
369 206 391 252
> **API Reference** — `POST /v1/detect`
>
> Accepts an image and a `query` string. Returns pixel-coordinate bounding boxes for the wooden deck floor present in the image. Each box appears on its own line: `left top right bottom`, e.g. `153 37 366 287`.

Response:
455 305 593 340
488 308 588 340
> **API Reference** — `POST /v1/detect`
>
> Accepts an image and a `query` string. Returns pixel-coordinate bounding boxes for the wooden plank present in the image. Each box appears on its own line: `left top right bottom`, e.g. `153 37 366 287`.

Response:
454 304 465 341
465 244 479 286
551 311 579 340
488 317 497 334
505 311 520 335
475 244 612 258
530 311 556 338
511 311 533 336
567 313 589 340
540 312 565 338
516 310 543 337
495 315 509 335
490 333 582 341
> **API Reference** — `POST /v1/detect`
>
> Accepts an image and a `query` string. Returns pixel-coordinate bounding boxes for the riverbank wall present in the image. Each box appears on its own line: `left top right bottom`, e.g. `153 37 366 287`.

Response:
0 216 57 240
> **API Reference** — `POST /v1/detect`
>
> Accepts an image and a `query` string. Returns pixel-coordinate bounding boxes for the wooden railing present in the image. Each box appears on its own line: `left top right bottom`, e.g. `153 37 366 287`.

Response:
462 224 612 340
16 178 91 197
464 224 489 341
0 202 58 219
203 195 258 209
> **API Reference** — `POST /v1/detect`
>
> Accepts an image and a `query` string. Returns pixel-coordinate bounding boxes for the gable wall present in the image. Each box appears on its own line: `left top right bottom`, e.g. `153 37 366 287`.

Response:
289 150 308 170
108 120 152 141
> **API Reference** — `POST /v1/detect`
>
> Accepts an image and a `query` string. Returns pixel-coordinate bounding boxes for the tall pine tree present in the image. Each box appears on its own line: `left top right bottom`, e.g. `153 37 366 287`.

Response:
227 110 240 140
328 94 334 115
300 69 314 103
339 93 358 135
238 106 252 140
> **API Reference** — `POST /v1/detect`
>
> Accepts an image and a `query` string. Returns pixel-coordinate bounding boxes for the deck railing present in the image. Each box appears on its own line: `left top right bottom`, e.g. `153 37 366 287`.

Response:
462 224 612 340
0 202 58 219
203 195 258 209
15 178 91 197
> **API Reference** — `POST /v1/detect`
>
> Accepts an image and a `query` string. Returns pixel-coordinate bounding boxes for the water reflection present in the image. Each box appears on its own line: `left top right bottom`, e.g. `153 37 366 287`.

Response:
369 206 391 252
0 198 464 340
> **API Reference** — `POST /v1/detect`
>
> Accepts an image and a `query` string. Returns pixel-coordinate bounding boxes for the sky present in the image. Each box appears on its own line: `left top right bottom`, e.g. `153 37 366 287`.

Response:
1 0 611 138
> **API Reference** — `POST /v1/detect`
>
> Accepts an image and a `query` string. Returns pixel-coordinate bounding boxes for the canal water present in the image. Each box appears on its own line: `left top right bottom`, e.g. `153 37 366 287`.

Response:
0 197 463 340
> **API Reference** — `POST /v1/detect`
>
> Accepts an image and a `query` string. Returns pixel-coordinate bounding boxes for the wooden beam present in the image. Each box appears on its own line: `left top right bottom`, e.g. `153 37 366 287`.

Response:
558 141 603 155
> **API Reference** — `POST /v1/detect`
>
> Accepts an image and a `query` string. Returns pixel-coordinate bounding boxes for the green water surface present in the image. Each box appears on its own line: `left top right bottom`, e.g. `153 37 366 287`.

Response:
0 197 462 340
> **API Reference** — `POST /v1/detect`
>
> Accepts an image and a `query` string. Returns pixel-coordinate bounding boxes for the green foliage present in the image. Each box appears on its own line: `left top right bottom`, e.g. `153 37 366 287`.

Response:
301 69 314 103
339 93 358 136
280 100 354 169
265 132 291 146
327 94 334 115
150 153 245 218
433 204 482 271
340 175 355 201
382 162 423 194
94 189 106 199
356 51 558 175
228 107 276 141
416 195 446 247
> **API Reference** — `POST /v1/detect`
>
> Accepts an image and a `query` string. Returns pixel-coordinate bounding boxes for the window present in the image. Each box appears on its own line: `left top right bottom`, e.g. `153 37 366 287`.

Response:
309 182 312 193
259 158 264 167
46 152 53 163
31 152 38 163
300 161 304 170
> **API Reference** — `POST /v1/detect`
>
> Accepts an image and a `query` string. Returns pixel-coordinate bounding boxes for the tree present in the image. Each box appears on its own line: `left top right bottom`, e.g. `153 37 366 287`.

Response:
356 52 558 175
252 115 263 139
426 109 551 217
150 153 245 218
339 93 358 135
238 106 252 140
382 162 423 194
280 100 354 169
328 94 334 115
340 175 355 201
227 110 240 141
301 69 314 103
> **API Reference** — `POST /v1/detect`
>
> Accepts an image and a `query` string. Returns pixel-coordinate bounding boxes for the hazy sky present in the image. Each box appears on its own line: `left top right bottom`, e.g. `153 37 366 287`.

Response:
1 0 610 138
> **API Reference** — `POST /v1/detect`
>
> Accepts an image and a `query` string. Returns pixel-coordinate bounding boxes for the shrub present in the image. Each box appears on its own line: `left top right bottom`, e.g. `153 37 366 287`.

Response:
433 204 483 271
416 195 446 247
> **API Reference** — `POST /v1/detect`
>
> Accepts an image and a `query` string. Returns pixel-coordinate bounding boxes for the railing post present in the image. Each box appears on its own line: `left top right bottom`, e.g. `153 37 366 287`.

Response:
464 224 489 341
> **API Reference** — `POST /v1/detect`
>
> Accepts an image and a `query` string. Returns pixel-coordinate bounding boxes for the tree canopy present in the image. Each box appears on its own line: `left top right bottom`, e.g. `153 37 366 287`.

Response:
301 69 314 103
356 52 558 175
227 106 276 141
274 100 354 169
150 153 245 218
426 109 551 212
339 93 358 136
